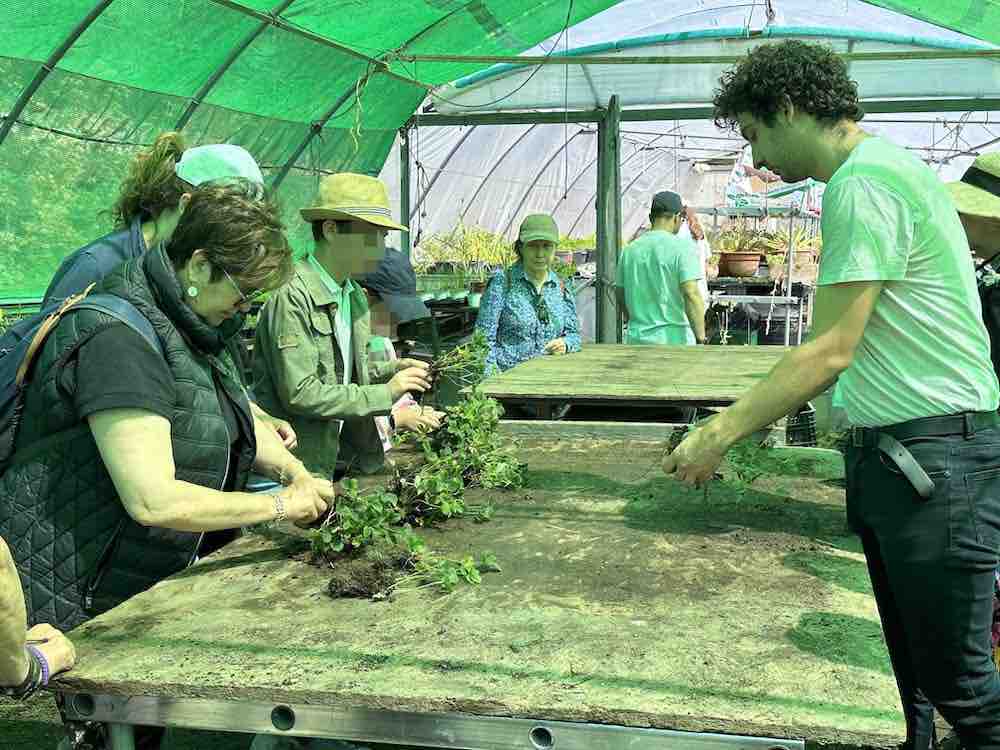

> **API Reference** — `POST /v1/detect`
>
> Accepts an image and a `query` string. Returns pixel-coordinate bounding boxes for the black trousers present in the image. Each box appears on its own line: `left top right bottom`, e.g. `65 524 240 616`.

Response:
846 425 1000 750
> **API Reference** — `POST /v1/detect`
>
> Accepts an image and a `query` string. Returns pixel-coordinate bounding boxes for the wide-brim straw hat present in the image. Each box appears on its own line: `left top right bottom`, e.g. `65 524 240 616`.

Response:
948 152 1000 222
300 172 408 231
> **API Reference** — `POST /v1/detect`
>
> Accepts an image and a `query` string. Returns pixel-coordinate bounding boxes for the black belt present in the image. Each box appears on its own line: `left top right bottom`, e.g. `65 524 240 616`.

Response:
850 411 1000 499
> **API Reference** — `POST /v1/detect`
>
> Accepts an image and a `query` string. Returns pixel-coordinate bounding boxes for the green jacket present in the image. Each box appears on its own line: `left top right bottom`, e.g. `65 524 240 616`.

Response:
253 257 396 477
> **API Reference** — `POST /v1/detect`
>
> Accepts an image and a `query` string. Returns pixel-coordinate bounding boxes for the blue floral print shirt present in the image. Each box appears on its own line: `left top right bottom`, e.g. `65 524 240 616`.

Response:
475 263 582 374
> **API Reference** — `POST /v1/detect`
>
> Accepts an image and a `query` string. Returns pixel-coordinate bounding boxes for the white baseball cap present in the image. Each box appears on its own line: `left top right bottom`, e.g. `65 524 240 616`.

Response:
175 144 265 191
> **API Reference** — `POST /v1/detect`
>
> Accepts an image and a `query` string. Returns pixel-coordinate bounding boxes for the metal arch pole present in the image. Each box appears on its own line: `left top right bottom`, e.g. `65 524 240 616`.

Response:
400 126 412 256
561 127 682 233
499 128 591 238
176 0 298 130
271 87 355 190
459 124 539 222
595 95 622 344
0 0 115 147
618 148 677 236
203 0 428 89
551 126 679 218
551 152 599 217
410 125 478 220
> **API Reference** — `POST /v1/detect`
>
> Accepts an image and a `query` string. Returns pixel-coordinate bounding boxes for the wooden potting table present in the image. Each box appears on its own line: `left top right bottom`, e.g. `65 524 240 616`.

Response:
480 344 788 418
54 425 902 750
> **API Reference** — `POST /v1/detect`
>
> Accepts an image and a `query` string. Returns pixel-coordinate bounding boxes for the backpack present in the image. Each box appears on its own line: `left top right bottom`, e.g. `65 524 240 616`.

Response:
0 285 162 471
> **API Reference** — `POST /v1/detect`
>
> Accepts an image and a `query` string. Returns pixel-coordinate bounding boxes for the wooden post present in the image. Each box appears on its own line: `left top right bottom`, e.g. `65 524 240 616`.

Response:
595 95 622 344
400 127 412 257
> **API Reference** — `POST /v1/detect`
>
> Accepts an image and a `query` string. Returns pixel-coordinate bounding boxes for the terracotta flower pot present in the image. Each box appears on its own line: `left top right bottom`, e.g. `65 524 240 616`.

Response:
718 252 762 278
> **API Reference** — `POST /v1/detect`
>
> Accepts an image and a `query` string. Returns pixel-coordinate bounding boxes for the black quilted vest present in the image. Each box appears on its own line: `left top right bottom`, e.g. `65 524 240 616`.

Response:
0 247 256 631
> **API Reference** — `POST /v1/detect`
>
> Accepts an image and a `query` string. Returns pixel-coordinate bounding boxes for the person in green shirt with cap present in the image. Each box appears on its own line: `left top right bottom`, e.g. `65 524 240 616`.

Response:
253 173 433 478
615 190 707 345
664 40 1000 750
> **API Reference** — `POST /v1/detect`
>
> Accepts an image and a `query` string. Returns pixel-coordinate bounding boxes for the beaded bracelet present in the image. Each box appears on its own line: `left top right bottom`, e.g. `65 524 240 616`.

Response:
273 491 287 523
26 645 49 686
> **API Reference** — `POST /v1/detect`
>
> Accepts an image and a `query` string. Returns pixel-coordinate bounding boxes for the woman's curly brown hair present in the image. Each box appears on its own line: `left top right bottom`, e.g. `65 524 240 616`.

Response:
109 131 190 227
166 181 293 293
713 40 864 131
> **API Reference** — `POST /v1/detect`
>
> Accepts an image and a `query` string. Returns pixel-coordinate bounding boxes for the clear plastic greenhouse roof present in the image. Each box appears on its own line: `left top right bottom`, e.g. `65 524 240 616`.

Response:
432 27 999 112
1 0 1000 297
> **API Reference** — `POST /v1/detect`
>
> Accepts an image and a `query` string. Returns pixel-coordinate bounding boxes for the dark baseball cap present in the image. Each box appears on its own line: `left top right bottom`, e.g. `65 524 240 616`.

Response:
651 191 684 215
357 248 431 323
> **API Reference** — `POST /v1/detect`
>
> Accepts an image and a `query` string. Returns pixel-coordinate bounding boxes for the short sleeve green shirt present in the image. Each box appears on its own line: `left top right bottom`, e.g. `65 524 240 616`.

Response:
616 230 704 345
817 136 998 426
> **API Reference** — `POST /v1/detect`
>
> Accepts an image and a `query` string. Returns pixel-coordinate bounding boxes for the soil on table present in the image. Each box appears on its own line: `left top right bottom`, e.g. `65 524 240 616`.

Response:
57 437 903 750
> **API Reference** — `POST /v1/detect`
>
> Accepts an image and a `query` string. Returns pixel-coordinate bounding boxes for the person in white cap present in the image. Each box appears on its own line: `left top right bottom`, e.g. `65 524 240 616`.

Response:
39 131 297 450
43 133 264 307
253 173 434 479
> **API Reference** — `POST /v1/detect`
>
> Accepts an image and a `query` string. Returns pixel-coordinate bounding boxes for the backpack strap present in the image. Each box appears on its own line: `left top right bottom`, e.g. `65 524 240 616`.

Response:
15 284 96 387
70 294 162 357
14 288 162 389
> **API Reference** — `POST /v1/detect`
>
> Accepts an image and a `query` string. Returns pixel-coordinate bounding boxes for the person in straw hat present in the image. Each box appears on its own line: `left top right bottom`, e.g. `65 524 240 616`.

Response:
253 173 433 478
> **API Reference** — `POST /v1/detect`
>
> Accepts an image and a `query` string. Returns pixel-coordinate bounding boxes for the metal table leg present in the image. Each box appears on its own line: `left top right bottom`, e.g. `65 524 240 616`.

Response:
107 723 136 750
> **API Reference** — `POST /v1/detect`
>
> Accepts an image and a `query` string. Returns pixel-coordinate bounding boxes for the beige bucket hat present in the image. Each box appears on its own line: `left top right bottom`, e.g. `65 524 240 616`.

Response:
948 151 1000 221
300 172 407 231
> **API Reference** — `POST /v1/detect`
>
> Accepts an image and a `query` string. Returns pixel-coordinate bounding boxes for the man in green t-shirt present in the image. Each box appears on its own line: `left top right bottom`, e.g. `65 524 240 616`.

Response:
664 40 1000 750
615 191 707 345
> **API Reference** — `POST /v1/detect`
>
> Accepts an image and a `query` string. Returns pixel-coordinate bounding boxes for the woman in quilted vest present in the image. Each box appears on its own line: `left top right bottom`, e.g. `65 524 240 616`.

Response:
1 182 334 635
41 131 298 450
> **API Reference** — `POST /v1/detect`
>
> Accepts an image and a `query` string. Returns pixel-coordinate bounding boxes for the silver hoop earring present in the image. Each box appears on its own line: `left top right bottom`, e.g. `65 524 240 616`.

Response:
187 286 199 298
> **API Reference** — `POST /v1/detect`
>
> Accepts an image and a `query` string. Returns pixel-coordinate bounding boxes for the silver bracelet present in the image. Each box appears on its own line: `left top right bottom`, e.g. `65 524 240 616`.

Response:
273 491 287 523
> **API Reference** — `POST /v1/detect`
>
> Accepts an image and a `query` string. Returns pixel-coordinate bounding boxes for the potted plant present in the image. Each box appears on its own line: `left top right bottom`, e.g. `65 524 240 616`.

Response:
762 227 822 280
714 224 768 278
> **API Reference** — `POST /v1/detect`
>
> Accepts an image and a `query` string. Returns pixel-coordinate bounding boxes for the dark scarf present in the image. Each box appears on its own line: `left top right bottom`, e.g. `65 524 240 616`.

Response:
142 244 239 356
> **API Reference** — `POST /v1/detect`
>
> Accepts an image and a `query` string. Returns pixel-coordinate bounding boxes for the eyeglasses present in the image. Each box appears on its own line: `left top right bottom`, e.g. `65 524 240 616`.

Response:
221 266 266 305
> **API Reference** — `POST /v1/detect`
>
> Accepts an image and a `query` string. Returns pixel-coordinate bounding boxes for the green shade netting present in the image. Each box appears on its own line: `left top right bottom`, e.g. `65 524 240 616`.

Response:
862 1 1000 47
0 0 617 298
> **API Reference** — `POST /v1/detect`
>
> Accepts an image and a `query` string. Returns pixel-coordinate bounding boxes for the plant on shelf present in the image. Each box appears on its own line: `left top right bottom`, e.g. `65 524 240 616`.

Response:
711 222 770 278
552 258 577 281
414 222 514 279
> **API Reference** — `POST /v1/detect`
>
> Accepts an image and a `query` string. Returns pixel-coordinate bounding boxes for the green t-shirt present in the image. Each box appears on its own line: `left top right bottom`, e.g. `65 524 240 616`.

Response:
616 229 704 345
818 136 998 426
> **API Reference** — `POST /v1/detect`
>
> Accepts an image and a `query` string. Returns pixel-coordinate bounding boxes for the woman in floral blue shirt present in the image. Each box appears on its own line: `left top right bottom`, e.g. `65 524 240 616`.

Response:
476 214 582 374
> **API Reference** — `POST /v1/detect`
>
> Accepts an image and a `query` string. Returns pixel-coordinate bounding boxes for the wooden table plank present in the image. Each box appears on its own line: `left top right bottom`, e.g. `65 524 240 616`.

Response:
58 436 900 749
481 345 788 405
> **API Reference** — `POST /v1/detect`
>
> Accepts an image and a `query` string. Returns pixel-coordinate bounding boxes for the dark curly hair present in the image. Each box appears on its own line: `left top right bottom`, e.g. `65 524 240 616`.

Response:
713 40 864 131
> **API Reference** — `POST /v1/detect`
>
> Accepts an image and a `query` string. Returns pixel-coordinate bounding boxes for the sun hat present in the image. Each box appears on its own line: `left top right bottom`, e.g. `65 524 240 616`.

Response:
948 151 1000 222
175 144 264 189
300 172 407 231
517 214 559 244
